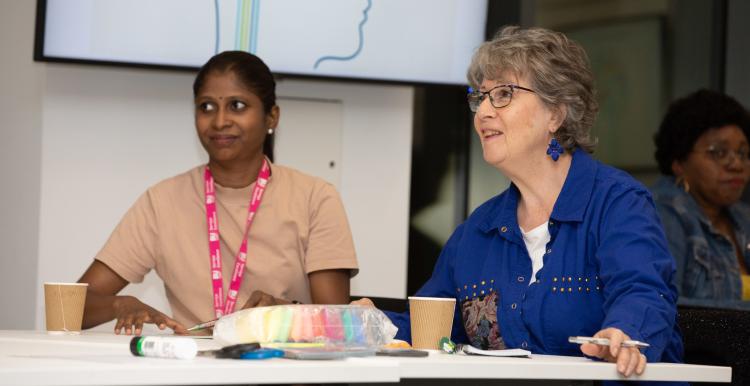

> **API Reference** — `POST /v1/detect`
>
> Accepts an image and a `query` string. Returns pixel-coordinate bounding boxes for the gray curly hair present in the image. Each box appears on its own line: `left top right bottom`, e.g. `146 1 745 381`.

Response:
467 26 598 153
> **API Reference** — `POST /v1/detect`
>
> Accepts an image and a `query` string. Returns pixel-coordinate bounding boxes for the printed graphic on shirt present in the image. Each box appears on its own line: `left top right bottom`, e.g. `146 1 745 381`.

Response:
461 291 505 350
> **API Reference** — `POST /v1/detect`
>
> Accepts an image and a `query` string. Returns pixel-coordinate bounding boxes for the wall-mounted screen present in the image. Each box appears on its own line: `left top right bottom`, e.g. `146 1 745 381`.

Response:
35 0 488 85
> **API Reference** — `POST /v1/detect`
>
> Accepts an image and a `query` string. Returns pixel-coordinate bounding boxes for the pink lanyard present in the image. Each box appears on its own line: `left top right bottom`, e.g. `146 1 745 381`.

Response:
204 159 270 318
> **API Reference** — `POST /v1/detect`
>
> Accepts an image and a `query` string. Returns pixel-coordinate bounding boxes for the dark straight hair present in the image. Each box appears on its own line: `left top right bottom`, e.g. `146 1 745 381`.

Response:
193 51 277 161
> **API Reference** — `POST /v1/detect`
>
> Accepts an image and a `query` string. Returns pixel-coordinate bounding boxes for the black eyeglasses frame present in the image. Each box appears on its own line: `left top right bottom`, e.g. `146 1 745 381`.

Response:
467 84 536 112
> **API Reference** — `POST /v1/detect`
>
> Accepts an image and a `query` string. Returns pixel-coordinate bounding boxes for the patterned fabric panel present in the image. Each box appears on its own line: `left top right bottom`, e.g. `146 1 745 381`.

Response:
461 291 505 350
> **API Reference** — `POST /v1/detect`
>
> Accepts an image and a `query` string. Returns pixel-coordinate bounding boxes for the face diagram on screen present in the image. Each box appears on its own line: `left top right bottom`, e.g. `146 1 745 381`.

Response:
40 0 487 84
214 0 371 71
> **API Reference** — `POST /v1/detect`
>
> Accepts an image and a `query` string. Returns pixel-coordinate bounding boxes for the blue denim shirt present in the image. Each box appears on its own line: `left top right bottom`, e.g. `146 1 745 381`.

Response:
386 151 684 380
652 176 750 307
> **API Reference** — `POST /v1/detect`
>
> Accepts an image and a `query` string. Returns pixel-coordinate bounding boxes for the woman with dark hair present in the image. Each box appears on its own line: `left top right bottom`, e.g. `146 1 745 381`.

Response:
652 89 750 306
77 51 358 334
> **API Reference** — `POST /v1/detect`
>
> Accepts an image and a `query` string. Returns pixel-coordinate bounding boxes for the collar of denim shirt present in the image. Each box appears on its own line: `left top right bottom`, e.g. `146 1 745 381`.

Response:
653 175 750 235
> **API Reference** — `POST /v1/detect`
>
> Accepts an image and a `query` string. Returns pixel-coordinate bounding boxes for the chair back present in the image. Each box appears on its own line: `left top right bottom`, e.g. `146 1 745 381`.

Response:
678 305 750 385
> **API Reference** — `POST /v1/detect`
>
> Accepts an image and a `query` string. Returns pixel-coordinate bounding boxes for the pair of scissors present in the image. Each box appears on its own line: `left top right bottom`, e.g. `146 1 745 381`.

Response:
199 343 283 359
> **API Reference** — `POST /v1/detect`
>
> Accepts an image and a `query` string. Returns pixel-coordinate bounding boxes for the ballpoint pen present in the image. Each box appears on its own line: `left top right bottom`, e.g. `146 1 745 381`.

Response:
568 336 650 348
187 318 218 332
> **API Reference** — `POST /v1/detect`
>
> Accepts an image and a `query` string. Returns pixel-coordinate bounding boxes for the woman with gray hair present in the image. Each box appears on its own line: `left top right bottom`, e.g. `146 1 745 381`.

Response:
357 26 684 381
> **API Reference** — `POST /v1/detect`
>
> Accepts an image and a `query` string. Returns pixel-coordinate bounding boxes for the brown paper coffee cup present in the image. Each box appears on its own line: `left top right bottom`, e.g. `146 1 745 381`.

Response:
408 296 456 349
44 282 88 334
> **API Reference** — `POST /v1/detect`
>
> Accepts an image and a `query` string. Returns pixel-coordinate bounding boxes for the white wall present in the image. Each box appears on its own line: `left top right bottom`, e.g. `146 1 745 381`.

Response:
1 1 413 330
0 0 44 329
275 79 413 299
35 64 203 330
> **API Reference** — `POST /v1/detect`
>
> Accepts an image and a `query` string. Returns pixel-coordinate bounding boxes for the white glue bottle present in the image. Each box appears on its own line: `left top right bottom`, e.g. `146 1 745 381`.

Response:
129 336 198 360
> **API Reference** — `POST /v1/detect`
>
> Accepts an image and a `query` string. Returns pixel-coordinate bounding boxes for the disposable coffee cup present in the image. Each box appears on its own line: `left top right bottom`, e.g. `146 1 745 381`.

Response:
408 296 456 350
44 282 88 335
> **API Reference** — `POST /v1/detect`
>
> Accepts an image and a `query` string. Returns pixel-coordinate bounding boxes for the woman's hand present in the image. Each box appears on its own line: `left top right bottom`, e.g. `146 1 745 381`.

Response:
350 297 375 307
240 269 352 310
241 290 290 309
112 296 186 335
580 327 647 377
78 260 184 335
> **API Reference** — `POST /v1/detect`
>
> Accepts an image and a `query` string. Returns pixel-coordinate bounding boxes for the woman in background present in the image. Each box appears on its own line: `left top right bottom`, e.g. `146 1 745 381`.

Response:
77 51 358 335
357 26 684 382
652 89 750 306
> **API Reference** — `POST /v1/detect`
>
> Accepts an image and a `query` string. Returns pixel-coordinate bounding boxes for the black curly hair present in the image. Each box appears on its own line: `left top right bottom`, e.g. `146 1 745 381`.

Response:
654 89 750 175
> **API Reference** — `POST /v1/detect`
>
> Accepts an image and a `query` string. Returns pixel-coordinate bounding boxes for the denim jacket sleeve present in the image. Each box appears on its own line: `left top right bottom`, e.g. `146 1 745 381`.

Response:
597 187 678 362
655 202 688 294
384 223 469 344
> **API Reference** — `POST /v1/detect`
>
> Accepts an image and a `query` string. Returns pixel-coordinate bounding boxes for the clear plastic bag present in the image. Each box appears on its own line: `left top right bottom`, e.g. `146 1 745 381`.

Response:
213 305 398 347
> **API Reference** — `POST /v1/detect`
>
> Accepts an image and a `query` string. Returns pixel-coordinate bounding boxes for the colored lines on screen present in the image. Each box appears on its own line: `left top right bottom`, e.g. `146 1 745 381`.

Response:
214 0 221 54
235 0 260 53
313 0 371 69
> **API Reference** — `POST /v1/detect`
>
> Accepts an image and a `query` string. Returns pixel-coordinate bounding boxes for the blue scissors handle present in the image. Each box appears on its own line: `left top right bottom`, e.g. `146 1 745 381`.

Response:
239 348 285 360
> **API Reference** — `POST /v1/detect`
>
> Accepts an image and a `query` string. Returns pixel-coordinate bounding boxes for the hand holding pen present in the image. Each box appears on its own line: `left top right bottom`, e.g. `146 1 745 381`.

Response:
569 336 650 349
185 292 280 334
186 318 218 332
185 291 301 333
576 327 648 377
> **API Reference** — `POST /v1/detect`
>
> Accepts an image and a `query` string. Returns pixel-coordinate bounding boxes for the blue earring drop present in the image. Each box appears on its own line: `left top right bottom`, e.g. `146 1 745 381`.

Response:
546 138 564 161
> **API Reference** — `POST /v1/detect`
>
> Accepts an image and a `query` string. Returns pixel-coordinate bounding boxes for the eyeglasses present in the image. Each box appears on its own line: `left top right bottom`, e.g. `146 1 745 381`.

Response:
467 84 536 112
703 145 750 166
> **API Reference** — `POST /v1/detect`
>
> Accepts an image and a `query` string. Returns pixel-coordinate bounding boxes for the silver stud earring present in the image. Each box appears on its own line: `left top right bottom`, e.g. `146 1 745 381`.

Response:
267 128 274 135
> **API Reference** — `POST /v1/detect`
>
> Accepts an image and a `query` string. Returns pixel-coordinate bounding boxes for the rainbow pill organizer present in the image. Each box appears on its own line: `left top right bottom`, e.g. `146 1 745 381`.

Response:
213 305 398 348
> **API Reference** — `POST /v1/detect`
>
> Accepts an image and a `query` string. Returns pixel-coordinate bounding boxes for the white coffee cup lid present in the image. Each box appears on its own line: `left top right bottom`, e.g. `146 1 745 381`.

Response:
408 296 456 302
44 282 89 286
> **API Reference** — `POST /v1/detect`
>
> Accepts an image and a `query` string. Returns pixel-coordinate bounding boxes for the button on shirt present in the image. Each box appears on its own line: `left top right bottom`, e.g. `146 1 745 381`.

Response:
386 150 684 367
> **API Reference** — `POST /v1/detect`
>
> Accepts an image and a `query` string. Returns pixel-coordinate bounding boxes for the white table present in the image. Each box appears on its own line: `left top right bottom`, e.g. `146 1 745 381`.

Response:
0 331 731 385
393 351 729 383
0 331 398 385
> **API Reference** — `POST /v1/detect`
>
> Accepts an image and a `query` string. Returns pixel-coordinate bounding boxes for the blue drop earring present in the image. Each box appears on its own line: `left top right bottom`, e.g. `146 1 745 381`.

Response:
546 138 564 161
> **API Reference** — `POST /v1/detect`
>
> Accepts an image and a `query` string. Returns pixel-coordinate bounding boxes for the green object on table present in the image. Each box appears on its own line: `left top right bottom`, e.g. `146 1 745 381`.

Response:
439 336 458 354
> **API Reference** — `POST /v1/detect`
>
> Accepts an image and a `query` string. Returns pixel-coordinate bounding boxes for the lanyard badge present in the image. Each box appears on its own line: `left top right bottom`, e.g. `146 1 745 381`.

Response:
204 159 270 318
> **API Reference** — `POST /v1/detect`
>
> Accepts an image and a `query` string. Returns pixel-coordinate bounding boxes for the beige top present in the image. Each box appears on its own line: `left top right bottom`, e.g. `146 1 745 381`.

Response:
95 162 358 326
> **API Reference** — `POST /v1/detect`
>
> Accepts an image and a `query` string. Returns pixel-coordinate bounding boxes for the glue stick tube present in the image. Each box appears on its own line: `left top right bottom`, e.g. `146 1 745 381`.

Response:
129 336 198 360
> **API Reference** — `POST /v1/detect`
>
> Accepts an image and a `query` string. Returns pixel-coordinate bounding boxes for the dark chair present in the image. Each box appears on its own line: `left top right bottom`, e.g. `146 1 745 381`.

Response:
677 305 750 385
350 296 408 313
